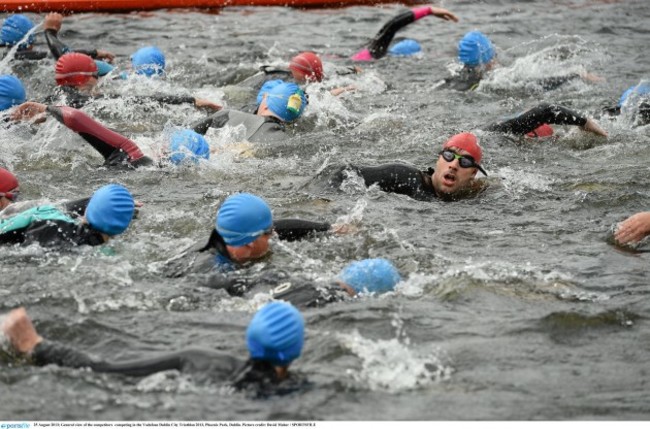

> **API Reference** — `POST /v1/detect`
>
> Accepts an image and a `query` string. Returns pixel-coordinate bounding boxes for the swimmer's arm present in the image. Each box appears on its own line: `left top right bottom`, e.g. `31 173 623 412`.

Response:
33 340 188 377
534 74 581 91
273 218 332 241
190 110 231 135
45 105 147 161
62 197 91 217
486 103 589 134
366 6 458 60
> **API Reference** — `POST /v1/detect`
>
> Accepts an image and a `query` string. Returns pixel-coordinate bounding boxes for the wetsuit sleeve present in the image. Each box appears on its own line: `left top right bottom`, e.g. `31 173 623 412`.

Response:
203 271 251 296
271 280 345 309
485 103 588 135
14 50 48 60
273 218 331 241
46 105 147 163
98 93 196 106
366 10 416 60
44 29 98 59
191 110 231 135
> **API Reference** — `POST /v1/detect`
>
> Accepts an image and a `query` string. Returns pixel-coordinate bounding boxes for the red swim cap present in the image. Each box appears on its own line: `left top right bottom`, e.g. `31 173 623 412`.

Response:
55 53 98 87
289 52 324 83
525 123 554 138
442 132 482 163
0 167 19 193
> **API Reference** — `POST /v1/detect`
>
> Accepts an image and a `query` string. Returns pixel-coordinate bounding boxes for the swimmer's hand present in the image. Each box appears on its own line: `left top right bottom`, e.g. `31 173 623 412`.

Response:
43 13 63 33
580 72 605 84
330 85 357 97
331 223 358 235
95 49 116 63
429 6 459 23
194 98 223 111
581 118 608 137
614 212 650 245
1 307 43 355
11 101 48 123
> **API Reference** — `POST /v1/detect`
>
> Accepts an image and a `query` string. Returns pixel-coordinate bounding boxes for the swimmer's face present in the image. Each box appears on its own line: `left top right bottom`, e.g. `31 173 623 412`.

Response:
431 146 477 196
227 232 272 263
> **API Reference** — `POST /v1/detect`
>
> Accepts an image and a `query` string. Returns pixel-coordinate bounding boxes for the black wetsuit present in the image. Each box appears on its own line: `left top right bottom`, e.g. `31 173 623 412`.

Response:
485 103 588 134
441 67 582 92
45 105 154 168
45 85 197 110
0 197 106 247
31 341 306 396
191 109 287 144
1 48 48 60
363 9 423 60
165 219 332 280
318 163 437 202
44 28 101 60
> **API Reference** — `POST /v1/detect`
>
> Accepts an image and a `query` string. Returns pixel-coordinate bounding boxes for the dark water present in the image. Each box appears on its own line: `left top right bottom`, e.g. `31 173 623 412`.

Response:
1 0 650 420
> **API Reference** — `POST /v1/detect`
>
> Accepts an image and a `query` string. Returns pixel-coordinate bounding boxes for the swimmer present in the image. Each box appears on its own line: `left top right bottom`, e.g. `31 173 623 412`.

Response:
234 51 325 91
316 132 487 202
191 80 307 144
10 101 210 168
351 5 459 62
0 183 135 247
1 301 306 393
0 14 47 60
46 52 221 110
164 193 347 283
441 31 602 92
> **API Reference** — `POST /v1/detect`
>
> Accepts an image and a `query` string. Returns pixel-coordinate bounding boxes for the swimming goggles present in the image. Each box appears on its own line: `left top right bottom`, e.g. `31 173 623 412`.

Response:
0 190 19 201
439 150 487 176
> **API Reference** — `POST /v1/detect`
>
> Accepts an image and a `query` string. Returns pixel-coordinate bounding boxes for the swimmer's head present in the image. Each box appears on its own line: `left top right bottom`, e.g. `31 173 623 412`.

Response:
337 258 402 295
389 39 422 57
247 301 305 367
55 53 98 88
94 60 115 77
1 15 35 49
443 132 483 165
168 129 210 165
256 80 308 123
216 193 273 247
131 46 166 77
618 83 650 107
458 31 495 67
525 123 554 138
289 52 324 83
0 75 26 111
85 184 135 237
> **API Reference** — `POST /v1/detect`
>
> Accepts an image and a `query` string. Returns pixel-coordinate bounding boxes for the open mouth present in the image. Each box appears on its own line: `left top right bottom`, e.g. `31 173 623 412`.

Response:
443 172 457 187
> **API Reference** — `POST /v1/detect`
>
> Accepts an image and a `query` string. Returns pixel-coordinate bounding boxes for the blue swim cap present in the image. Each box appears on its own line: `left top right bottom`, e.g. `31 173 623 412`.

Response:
246 301 305 367
94 60 115 77
389 39 422 57
216 193 273 247
1 15 35 49
618 83 650 107
85 184 135 236
458 31 495 67
338 258 402 294
131 46 165 77
256 80 307 123
0 75 26 111
168 129 210 165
